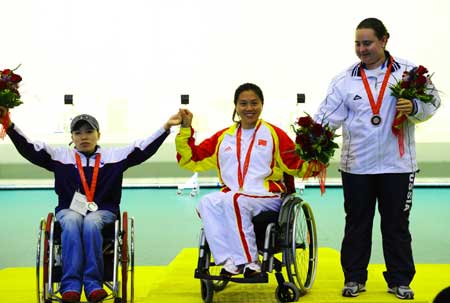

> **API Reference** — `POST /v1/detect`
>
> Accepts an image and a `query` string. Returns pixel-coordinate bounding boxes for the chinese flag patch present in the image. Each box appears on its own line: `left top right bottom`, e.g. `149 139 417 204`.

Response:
258 139 267 146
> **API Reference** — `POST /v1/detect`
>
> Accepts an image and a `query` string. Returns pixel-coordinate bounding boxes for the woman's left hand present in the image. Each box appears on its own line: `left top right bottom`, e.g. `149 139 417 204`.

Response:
396 98 414 115
164 112 183 130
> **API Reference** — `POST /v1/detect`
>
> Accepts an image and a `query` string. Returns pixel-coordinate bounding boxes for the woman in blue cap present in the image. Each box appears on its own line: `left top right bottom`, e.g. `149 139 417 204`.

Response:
0 106 181 302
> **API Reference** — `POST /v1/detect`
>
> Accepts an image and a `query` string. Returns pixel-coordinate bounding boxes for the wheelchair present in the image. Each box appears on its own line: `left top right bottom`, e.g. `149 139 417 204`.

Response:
35 211 135 303
194 192 318 303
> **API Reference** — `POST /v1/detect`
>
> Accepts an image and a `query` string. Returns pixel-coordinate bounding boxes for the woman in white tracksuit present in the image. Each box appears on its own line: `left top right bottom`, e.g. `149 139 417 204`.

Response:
176 83 314 277
314 18 440 299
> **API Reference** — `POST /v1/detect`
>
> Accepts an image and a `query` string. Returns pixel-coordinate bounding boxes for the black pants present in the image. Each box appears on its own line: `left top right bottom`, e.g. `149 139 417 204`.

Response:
340 171 416 287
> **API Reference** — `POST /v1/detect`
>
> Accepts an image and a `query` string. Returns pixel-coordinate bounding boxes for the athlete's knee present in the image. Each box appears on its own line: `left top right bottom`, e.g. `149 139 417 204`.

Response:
83 212 106 232
57 209 83 230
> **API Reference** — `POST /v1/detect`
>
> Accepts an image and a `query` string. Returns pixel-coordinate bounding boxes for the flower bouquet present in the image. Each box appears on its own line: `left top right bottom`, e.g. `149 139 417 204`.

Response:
0 65 22 138
390 65 436 156
292 114 339 194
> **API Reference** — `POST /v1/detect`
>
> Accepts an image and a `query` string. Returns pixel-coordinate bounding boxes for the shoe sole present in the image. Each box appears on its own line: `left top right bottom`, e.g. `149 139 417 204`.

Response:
220 269 240 277
342 290 359 297
342 287 366 297
388 288 414 300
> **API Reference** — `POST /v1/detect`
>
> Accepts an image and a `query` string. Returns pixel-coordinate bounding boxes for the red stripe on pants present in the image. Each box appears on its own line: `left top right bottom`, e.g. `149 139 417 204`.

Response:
233 193 252 263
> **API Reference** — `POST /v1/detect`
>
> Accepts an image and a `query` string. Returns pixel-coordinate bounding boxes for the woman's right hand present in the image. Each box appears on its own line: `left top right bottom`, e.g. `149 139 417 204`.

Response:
179 108 193 128
0 106 8 119
0 106 12 129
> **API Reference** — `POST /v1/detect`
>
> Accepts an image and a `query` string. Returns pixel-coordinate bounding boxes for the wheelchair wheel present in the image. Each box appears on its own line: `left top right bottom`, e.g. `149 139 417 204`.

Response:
197 229 229 292
212 279 228 292
129 214 135 302
284 199 318 293
39 213 63 303
204 250 229 292
42 213 57 303
36 217 45 303
200 279 214 303
42 213 53 301
275 282 300 303
121 212 129 303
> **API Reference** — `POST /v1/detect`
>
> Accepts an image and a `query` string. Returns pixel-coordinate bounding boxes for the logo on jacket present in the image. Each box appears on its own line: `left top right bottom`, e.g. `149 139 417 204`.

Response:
258 139 267 147
353 94 362 101
224 145 233 152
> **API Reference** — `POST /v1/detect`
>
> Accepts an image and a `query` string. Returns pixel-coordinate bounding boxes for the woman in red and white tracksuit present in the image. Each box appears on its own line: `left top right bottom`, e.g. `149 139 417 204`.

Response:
176 83 313 277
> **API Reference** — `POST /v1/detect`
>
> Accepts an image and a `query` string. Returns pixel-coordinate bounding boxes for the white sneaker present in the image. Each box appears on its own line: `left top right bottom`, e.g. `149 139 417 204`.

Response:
220 258 240 276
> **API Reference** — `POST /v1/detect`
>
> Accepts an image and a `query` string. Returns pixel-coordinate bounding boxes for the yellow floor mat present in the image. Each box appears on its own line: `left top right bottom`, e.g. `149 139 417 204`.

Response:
1 248 449 302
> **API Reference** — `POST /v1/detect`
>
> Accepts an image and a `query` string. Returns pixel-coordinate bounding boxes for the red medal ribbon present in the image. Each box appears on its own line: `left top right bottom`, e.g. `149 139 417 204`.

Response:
360 57 393 117
303 160 327 195
75 153 101 203
392 113 407 157
236 121 261 190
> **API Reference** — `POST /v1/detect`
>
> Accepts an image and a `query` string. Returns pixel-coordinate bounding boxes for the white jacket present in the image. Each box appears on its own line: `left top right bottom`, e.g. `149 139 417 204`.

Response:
314 54 440 174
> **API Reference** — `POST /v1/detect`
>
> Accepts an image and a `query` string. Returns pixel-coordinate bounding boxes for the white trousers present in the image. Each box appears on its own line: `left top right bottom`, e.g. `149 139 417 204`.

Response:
197 191 282 266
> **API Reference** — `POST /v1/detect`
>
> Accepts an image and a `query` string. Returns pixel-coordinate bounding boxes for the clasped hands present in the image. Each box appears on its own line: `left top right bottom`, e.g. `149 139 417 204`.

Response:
164 108 194 130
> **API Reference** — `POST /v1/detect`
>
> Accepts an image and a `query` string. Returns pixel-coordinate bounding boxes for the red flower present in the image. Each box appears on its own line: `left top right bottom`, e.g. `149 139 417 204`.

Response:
292 113 339 163
0 65 23 109
9 73 22 83
416 74 427 86
292 113 339 195
1 69 12 77
390 64 436 158
416 65 428 75
311 123 323 137
296 133 309 146
390 64 434 103
297 116 314 127
400 81 410 89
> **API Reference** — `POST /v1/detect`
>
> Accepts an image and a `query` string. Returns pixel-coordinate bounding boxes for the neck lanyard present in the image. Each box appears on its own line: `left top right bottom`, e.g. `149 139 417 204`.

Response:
236 121 261 190
75 153 101 202
360 57 393 117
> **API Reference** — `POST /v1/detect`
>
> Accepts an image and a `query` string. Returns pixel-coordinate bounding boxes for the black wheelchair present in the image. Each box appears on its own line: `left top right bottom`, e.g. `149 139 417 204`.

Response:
194 187 318 303
35 211 135 303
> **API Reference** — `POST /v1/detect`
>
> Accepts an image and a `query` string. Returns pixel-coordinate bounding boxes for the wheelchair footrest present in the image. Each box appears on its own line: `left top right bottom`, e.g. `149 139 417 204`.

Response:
195 271 268 284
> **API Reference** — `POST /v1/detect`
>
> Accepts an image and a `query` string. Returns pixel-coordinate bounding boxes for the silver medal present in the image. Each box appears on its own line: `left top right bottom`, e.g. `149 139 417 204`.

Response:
87 202 98 212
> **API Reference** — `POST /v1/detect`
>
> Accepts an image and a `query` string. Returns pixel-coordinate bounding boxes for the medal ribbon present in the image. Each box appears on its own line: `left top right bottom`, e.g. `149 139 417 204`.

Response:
360 57 393 117
236 121 261 190
75 153 101 203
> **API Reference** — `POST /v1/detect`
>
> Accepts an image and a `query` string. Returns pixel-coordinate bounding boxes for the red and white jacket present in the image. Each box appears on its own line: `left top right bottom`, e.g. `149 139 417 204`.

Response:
176 119 309 195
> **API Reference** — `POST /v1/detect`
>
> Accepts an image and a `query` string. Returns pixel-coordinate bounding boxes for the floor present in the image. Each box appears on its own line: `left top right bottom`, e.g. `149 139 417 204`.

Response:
2 248 449 303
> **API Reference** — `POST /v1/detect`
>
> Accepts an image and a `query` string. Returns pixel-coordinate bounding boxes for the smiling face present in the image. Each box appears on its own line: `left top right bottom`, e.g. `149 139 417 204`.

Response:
355 28 387 70
71 123 100 154
235 89 263 129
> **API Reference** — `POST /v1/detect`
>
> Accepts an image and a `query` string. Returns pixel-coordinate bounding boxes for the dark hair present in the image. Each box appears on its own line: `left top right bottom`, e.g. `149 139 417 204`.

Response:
356 17 390 40
232 83 264 123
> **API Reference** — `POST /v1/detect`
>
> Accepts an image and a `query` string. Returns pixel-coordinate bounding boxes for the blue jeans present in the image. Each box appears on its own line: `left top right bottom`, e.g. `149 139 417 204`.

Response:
56 209 116 297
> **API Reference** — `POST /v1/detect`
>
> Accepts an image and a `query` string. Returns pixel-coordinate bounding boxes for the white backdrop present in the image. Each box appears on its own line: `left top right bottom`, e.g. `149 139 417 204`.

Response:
1 0 449 143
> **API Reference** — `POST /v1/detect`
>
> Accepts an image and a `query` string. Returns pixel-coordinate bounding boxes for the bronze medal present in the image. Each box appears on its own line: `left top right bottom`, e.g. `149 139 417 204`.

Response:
371 115 382 126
